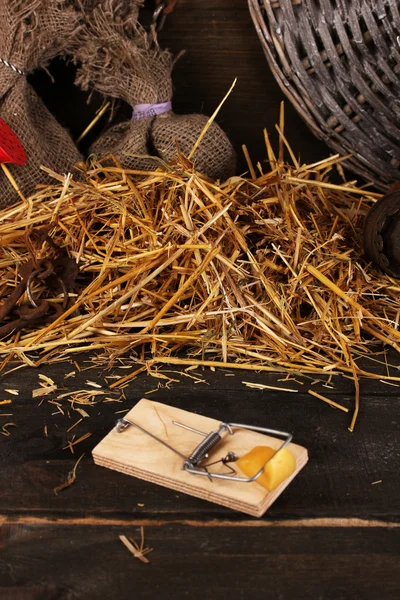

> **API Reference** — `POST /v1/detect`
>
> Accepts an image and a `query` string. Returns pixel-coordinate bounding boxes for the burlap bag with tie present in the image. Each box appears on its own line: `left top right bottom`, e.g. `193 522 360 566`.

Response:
74 7 236 180
0 0 82 207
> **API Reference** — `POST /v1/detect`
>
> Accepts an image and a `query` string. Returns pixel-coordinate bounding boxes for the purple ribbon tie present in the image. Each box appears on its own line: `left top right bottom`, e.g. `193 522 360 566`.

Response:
131 101 172 121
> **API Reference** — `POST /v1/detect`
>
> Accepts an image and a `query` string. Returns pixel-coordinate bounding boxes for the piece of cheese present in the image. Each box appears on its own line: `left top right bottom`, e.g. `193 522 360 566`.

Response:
236 445 296 491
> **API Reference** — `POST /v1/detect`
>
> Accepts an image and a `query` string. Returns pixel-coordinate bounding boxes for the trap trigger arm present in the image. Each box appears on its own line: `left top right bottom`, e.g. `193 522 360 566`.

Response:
184 423 293 484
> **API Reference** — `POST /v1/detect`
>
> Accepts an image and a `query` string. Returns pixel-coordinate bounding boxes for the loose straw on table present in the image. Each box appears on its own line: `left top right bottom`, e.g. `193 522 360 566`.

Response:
0 103 395 432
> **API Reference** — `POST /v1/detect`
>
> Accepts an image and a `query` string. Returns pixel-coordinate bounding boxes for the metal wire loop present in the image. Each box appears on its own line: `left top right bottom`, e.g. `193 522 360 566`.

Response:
117 415 293 484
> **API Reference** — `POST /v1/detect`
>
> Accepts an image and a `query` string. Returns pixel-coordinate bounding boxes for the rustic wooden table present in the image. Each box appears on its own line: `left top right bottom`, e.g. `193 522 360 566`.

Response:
2 1 399 598
0 359 399 599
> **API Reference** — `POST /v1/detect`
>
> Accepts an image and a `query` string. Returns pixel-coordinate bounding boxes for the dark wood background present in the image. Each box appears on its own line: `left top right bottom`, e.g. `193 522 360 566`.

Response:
3 2 399 599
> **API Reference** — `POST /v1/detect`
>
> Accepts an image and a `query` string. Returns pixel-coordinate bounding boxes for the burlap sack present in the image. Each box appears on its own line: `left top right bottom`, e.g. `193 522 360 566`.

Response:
74 8 170 170
95 0 142 34
0 1 82 208
75 10 236 180
90 119 160 171
152 113 237 181
69 0 142 37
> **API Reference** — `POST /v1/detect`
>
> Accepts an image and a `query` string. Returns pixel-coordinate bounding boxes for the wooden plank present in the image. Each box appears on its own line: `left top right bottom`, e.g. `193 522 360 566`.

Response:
157 0 330 171
0 358 399 520
93 399 308 517
1 522 399 600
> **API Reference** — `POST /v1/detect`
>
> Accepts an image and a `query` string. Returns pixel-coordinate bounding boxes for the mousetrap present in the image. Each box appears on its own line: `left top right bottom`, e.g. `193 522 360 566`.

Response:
93 399 308 517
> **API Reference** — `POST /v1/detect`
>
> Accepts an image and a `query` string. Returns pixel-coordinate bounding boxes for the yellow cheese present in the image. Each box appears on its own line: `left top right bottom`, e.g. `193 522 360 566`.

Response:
236 445 296 491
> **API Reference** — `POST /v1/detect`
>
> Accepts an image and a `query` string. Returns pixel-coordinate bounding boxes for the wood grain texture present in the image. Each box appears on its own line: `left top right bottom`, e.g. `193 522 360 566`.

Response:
0 355 399 522
1 522 399 600
93 399 308 516
0 355 399 599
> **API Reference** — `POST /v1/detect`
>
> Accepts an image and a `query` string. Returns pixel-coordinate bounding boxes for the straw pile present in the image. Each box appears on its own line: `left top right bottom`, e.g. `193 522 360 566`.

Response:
1 114 400 430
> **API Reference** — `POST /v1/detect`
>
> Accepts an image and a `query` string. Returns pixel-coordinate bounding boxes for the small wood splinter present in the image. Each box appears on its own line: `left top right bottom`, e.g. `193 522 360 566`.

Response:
54 453 85 495
119 528 153 564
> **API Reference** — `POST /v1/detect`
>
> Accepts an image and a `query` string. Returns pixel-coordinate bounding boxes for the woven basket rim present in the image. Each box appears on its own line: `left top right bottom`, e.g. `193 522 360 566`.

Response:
248 0 400 190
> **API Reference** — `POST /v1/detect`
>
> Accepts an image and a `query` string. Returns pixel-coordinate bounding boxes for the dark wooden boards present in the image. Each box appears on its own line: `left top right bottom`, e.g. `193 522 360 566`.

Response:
1 521 399 600
0 358 399 522
1 356 399 599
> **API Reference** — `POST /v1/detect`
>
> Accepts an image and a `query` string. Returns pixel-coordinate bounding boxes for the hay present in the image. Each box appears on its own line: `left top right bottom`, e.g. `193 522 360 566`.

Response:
0 113 399 429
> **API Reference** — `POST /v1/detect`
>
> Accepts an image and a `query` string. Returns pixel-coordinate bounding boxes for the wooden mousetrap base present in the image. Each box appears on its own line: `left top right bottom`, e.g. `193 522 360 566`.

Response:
93 399 308 517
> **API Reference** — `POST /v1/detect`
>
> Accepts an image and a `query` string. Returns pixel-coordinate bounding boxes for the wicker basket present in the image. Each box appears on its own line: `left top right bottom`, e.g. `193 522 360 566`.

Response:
249 0 400 191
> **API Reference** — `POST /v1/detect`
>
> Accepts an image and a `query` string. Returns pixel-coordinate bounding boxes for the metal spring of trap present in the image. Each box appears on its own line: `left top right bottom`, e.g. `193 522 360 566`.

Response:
116 417 292 483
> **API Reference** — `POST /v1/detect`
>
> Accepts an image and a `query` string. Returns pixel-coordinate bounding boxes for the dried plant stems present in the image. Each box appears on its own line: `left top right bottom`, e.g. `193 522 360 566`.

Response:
1 163 27 204
53 453 85 495
119 528 152 564
0 118 398 430
188 78 237 160
307 389 349 413
76 102 111 144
